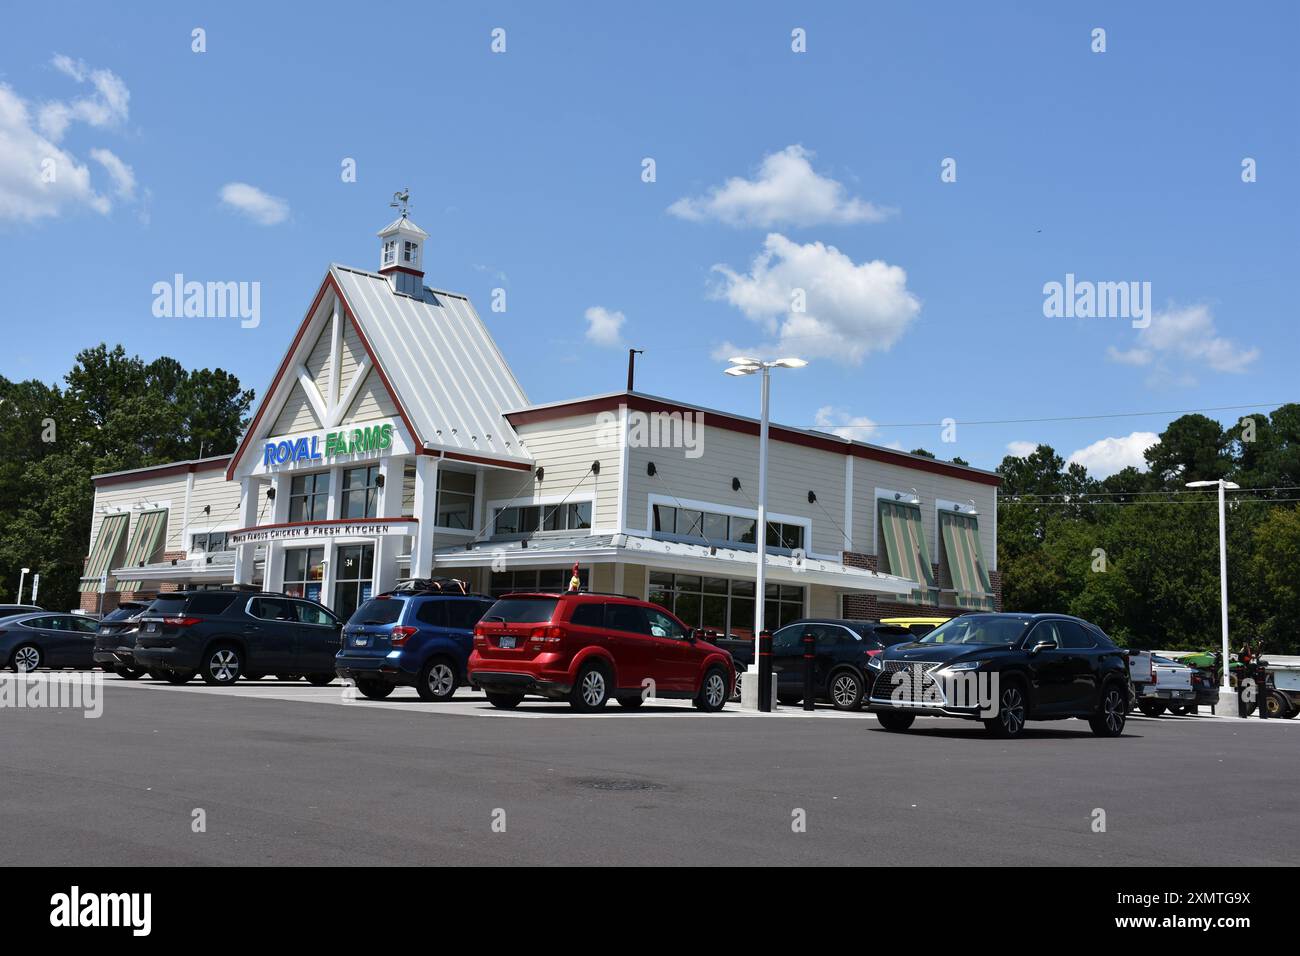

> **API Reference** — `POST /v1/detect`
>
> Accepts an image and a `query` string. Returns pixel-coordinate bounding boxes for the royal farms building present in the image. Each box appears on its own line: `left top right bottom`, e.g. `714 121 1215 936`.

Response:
80 213 1002 633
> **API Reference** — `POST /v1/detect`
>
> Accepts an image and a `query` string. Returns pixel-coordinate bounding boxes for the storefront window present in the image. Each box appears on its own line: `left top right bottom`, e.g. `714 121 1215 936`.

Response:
650 505 800 551
436 470 476 529
341 465 380 519
333 544 374 620
289 472 330 522
647 572 802 638
283 547 325 603
492 500 592 536
489 567 589 597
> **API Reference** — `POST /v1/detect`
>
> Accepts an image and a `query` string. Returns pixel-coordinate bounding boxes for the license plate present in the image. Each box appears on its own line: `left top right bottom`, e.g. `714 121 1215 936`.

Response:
147 623 158 632
353 637 368 647
499 636 517 649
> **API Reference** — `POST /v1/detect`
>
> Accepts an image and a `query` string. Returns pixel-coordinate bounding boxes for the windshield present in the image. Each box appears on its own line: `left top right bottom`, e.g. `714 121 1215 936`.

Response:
918 615 1032 646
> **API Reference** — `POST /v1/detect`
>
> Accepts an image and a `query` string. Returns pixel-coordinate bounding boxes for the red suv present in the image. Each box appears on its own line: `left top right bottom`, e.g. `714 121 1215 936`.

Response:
469 592 734 712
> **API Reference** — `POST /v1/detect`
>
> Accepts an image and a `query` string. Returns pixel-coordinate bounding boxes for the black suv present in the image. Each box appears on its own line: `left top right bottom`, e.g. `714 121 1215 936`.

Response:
866 613 1131 738
93 600 151 679
133 589 342 686
772 618 914 710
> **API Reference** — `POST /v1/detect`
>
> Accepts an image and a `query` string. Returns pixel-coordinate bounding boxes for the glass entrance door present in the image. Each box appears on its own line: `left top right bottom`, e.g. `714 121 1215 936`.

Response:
333 544 375 621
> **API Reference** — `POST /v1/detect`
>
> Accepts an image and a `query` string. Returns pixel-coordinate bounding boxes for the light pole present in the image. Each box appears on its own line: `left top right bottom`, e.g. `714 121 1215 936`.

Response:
1186 478 1240 714
17 567 31 604
725 356 806 711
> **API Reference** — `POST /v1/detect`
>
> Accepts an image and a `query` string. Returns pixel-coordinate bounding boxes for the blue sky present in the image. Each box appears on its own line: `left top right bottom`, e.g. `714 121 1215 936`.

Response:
2 1 1295 475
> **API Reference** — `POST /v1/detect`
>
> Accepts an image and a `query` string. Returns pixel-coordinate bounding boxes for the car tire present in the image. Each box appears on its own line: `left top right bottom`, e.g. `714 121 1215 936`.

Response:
1089 682 1128 737
305 674 335 687
10 644 41 672
694 666 730 712
1137 700 1166 718
113 665 147 680
200 643 243 686
983 681 1028 738
485 692 524 709
829 669 865 711
1168 702 1195 716
162 670 194 685
617 694 645 709
354 678 394 700
876 711 915 732
1264 691 1292 719
570 662 611 712
415 658 458 702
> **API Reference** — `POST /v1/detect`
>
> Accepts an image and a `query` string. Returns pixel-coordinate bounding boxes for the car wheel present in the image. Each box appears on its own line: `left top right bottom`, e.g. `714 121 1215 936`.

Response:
242 672 266 681
730 672 743 702
876 711 915 732
1264 691 1292 719
485 692 524 709
983 682 1028 738
1137 700 1166 718
570 663 611 712
11 644 41 672
617 695 644 709
201 644 243 686
777 693 803 706
305 673 335 687
162 670 194 685
829 670 865 711
113 665 147 680
416 658 458 702
354 678 394 700
694 666 729 712
1089 682 1128 737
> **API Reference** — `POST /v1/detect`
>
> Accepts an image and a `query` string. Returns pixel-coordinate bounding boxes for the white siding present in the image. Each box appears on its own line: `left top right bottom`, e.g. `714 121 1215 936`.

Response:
271 381 322 435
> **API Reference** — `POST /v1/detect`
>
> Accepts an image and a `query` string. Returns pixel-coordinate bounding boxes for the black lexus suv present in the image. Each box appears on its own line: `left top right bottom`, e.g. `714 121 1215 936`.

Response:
772 618 914 710
133 589 342 686
866 613 1131 738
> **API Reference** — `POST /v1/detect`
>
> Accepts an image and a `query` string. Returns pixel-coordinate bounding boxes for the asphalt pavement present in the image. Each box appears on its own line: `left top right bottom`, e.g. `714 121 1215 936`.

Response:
1 675 1296 866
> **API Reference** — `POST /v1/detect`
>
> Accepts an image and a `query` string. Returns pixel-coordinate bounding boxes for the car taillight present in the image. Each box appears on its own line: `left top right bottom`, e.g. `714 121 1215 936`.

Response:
162 617 200 627
391 626 417 647
530 625 565 644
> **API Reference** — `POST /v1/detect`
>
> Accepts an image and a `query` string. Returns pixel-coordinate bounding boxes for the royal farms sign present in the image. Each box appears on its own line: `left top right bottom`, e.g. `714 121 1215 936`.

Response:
263 423 394 467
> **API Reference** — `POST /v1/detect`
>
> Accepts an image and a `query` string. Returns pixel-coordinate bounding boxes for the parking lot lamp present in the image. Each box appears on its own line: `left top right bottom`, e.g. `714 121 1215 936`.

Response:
1186 478 1240 713
725 356 807 710
17 567 30 604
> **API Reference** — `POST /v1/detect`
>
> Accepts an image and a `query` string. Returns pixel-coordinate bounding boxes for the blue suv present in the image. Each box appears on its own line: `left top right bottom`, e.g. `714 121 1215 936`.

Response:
334 582 494 701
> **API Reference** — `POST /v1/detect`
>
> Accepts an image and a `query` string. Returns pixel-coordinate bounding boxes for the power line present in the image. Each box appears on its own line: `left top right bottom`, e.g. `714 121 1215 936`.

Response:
1006 485 1300 500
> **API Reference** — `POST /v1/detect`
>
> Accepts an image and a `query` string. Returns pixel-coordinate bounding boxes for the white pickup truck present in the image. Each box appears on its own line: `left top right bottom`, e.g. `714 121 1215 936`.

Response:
1128 652 1197 716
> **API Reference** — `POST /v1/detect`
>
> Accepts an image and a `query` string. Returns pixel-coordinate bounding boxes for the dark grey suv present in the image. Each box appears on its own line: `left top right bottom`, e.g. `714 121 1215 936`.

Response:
133 589 342 686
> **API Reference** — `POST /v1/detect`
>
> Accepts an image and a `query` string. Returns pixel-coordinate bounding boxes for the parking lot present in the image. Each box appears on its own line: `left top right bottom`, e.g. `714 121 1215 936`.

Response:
1 673 1296 866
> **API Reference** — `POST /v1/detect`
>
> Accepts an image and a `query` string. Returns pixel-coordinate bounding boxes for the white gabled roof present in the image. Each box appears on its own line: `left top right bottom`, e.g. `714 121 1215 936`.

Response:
329 265 532 465
377 214 429 239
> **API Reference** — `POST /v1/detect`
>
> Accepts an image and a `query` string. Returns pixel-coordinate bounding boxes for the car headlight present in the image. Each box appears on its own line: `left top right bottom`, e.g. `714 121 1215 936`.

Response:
867 655 884 670
941 661 981 672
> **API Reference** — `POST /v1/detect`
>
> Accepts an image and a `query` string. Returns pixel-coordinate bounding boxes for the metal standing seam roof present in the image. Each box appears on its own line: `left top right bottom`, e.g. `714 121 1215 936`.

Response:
329 264 533 466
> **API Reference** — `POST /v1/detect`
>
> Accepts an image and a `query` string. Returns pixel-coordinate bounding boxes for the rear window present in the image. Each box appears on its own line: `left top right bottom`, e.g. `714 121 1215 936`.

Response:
101 605 144 622
483 597 559 624
186 592 239 615
349 598 406 626
146 596 188 617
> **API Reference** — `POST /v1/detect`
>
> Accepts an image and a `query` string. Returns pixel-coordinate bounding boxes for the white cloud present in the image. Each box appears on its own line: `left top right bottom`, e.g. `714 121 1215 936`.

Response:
0 84 111 221
39 54 130 141
584 305 625 347
1067 431 1158 478
219 182 289 225
668 145 892 228
89 147 134 199
1005 441 1038 458
1106 304 1257 376
709 233 921 364
813 406 878 441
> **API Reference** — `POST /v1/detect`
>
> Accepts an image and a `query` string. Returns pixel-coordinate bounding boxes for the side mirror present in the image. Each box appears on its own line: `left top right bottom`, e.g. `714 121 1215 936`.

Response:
686 629 698 642
1029 640 1057 655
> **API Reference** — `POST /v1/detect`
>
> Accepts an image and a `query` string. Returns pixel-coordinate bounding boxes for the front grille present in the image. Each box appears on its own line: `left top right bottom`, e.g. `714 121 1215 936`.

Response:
870 660 945 705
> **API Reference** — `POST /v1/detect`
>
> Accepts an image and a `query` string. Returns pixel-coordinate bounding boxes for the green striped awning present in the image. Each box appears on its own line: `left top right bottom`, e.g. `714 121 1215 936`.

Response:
79 512 130 592
939 510 995 610
115 510 169 592
877 499 938 605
